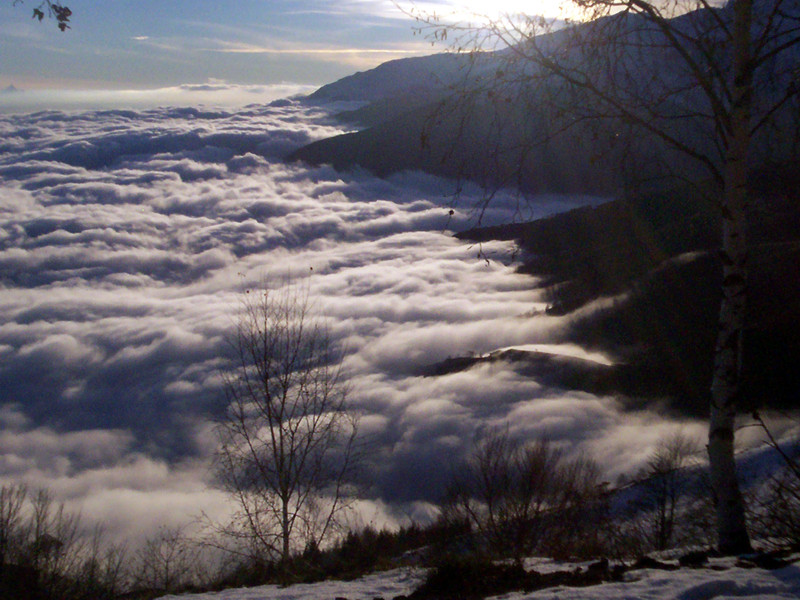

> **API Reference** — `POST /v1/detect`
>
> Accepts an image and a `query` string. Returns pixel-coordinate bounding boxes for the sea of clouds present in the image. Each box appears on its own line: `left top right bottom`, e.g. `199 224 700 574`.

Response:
0 86 712 544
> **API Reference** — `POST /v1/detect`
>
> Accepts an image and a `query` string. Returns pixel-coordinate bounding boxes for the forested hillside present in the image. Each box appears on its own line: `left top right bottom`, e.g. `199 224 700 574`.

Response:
458 168 800 415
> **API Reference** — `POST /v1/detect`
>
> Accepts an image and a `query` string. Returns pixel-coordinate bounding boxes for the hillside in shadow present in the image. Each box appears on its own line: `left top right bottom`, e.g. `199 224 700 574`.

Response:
457 167 800 416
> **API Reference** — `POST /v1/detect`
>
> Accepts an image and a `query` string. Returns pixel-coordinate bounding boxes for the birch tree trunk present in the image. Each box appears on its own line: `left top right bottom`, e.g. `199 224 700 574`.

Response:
707 0 753 556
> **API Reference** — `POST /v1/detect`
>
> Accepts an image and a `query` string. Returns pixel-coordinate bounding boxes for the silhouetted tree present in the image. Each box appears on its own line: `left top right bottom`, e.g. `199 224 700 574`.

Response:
215 281 359 576
638 432 702 550
134 525 198 594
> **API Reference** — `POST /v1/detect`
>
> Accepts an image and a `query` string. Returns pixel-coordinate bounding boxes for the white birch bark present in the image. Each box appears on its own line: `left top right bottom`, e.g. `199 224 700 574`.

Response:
707 0 753 555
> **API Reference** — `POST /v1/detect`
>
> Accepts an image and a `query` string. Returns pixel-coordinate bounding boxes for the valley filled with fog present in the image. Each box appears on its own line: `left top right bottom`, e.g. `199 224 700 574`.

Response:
0 93 720 544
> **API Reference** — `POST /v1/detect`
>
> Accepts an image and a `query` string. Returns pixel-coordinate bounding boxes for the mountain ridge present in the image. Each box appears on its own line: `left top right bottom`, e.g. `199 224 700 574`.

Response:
291 5 798 197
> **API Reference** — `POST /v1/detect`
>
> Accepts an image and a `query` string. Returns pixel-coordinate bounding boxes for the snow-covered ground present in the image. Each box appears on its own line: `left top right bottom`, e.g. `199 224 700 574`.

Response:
158 556 800 600
157 568 426 600
521 556 800 600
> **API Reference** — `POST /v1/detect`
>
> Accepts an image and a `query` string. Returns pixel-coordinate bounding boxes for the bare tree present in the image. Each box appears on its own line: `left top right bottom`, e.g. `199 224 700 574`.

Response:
215 281 359 574
0 484 132 599
26 488 83 597
77 525 128 600
637 431 702 550
0 484 26 576
133 525 197 595
444 428 600 564
406 0 800 554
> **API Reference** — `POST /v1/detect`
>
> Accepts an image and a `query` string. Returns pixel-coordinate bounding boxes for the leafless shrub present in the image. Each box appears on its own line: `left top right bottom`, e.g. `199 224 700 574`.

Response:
0 483 27 571
23 488 83 597
539 454 609 560
442 428 602 564
132 525 199 595
753 469 800 549
74 524 128 599
749 412 800 549
0 484 130 599
640 432 703 550
606 431 715 557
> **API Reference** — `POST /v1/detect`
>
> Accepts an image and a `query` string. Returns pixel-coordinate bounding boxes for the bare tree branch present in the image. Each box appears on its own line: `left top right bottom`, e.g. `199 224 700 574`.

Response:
214 279 359 577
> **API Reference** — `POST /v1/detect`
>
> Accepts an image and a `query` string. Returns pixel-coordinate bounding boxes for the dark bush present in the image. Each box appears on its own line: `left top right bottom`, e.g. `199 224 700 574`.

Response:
442 429 604 564
409 554 624 600
409 555 528 600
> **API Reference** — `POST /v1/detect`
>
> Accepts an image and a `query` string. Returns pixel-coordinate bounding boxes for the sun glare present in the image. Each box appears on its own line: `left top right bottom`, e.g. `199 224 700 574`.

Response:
435 0 577 20
401 0 586 29
461 0 559 15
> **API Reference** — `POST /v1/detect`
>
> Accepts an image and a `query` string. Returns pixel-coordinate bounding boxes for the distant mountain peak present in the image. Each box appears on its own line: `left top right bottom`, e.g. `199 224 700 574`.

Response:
2 84 21 94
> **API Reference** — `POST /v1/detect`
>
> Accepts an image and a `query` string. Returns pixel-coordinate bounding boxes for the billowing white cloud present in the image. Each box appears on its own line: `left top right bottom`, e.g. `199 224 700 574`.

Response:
0 96 730 543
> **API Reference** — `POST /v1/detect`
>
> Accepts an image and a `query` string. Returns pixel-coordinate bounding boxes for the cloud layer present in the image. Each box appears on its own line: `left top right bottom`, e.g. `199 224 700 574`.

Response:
0 97 707 539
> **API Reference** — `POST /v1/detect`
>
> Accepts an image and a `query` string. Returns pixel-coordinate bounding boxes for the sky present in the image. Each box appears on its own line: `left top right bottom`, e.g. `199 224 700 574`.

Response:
0 0 553 94
1 1 419 91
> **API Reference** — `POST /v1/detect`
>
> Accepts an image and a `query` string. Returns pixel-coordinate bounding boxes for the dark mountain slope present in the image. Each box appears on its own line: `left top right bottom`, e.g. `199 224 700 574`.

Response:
291 6 800 415
293 5 797 197
307 53 476 104
458 168 800 415
292 90 665 195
